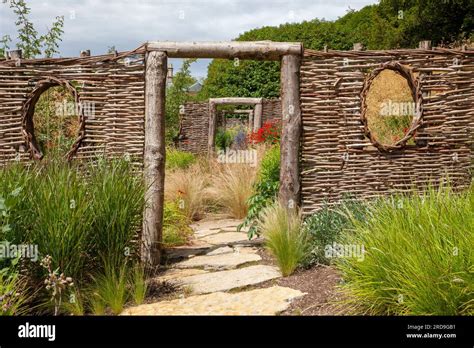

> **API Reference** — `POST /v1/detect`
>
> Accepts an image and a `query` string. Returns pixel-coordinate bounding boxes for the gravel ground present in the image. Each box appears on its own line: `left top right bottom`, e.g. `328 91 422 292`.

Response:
256 248 347 315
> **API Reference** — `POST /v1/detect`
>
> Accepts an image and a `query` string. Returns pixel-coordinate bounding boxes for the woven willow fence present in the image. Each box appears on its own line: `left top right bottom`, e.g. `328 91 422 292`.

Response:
300 48 474 214
262 98 281 123
0 47 146 166
177 101 209 154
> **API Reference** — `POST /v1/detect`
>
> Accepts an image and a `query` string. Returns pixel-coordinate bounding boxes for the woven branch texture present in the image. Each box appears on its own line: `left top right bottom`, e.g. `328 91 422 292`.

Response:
300 48 474 213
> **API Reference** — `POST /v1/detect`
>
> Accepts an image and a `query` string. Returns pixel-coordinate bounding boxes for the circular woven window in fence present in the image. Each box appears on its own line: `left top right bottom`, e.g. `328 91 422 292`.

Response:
360 61 422 151
21 77 86 161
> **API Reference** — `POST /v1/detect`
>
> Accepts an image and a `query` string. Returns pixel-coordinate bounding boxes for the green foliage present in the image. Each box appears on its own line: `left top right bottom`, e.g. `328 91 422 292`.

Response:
303 199 368 267
199 60 280 100
215 128 235 151
129 264 147 306
257 203 308 277
239 146 280 238
163 201 193 247
0 264 27 316
40 15 64 58
166 59 197 142
2 0 64 58
166 148 196 170
0 35 11 58
200 0 473 98
0 159 145 314
61 288 85 316
336 185 474 315
91 263 128 315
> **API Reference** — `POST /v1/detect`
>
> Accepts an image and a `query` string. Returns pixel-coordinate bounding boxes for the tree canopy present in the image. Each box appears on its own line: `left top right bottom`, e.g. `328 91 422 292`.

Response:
199 0 473 99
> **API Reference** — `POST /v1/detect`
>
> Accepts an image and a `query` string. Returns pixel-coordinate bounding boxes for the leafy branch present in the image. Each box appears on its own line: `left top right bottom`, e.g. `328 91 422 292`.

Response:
2 0 64 58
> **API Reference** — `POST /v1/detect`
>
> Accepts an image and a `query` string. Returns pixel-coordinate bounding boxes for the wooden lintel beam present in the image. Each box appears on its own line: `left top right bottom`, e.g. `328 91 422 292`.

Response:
209 97 263 106
147 41 303 60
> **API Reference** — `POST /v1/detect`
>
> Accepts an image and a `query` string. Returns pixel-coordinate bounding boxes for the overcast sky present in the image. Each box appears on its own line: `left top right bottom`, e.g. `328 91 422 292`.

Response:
1 0 377 78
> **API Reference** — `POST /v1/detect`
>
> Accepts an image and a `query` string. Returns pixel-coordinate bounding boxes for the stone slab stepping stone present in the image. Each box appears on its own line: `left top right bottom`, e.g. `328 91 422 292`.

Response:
121 286 305 315
200 232 250 246
194 229 223 238
206 246 234 256
178 265 282 294
164 242 213 261
155 269 208 283
174 252 261 271
191 219 242 232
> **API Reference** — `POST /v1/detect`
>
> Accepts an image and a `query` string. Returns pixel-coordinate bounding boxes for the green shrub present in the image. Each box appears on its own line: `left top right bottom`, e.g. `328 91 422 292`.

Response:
303 199 368 266
163 201 193 247
239 145 280 238
166 148 196 170
215 129 234 150
257 203 308 276
336 185 474 315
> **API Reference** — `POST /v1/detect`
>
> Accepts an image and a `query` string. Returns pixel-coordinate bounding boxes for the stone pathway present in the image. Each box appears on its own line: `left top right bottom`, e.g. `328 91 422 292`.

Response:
122 218 305 315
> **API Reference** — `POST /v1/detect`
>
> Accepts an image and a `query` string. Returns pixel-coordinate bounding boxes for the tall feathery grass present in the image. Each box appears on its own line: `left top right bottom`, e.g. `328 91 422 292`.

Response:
336 185 474 315
208 164 257 219
164 163 209 220
257 203 309 276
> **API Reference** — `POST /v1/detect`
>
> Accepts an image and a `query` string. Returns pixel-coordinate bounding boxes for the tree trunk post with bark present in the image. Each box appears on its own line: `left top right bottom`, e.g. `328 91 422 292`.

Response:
142 50 167 267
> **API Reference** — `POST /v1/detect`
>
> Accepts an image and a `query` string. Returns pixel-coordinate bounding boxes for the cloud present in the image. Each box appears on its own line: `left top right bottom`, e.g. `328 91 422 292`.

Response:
0 0 377 76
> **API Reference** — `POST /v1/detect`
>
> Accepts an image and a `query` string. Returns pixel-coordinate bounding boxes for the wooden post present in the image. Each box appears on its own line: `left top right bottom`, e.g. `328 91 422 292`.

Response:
8 50 22 60
253 102 263 132
353 43 365 51
279 54 301 209
142 50 167 267
249 110 254 131
208 101 217 154
80 50 91 57
418 41 432 50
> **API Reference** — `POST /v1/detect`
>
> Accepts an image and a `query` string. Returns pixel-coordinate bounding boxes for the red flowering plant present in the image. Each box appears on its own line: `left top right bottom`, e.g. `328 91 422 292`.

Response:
249 119 281 144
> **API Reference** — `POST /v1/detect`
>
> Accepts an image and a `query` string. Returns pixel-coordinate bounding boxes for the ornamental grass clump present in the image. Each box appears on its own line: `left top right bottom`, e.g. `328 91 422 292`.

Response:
166 148 196 170
0 158 146 315
208 163 257 219
164 163 209 220
257 203 308 276
336 184 474 315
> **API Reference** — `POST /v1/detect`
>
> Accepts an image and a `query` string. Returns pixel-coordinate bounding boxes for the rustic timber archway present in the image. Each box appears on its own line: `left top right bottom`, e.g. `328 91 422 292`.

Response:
143 41 303 266
207 97 263 153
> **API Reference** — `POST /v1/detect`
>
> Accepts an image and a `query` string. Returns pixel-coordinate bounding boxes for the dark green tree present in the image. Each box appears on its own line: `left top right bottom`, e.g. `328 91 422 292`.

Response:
200 0 473 98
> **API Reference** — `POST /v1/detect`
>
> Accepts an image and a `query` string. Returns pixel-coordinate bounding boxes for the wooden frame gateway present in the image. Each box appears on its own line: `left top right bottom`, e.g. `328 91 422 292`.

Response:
208 97 263 153
143 41 303 266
